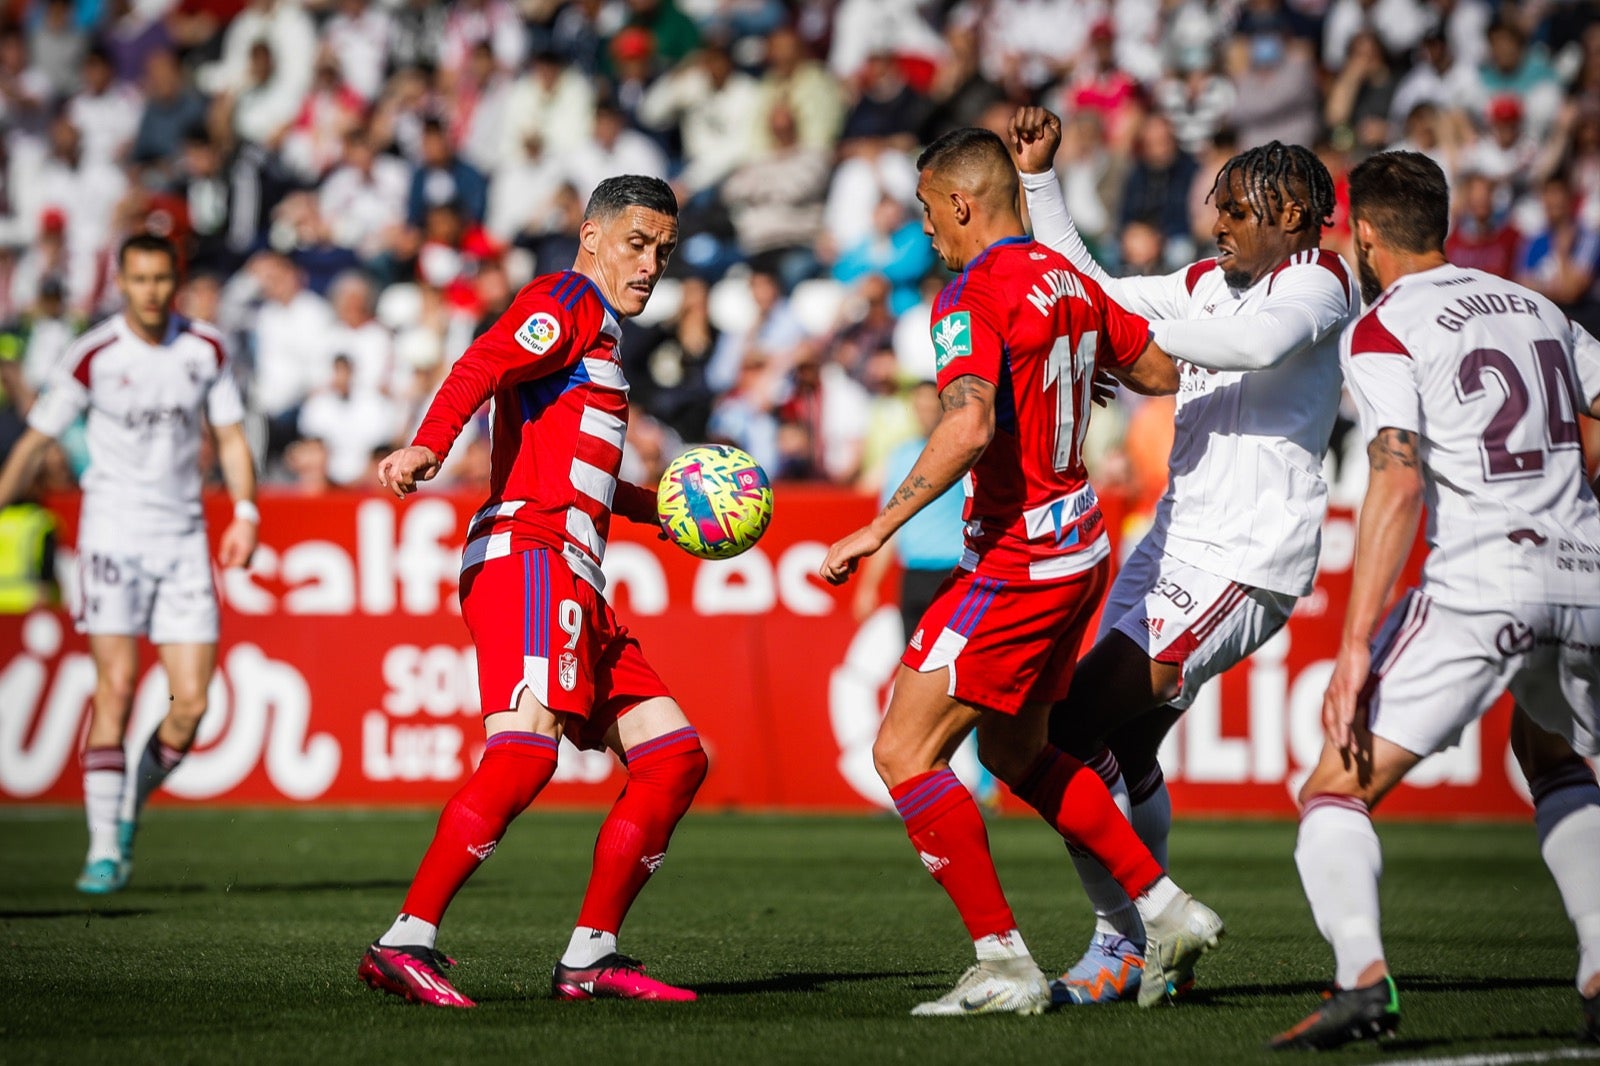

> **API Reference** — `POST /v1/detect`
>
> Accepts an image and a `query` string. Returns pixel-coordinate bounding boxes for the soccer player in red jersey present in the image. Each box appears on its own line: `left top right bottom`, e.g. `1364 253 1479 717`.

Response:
357 176 707 1008
821 129 1225 1016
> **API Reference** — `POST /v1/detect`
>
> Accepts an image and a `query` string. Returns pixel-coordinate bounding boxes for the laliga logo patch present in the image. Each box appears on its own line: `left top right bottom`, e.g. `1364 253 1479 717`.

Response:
558 650 579 691
515 311 562 355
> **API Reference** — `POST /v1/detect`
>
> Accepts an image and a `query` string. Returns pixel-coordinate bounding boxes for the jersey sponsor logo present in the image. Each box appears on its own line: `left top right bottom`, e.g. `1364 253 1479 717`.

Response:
932 312 972 370
1153 575 1198 615
557 650 578 691
515 311 562 355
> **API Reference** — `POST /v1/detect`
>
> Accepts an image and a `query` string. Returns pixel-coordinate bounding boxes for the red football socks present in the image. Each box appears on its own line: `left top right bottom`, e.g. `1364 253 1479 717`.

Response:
1016 746 1165 897
891 769 1017 940
399 731 560 924
575 726 708 935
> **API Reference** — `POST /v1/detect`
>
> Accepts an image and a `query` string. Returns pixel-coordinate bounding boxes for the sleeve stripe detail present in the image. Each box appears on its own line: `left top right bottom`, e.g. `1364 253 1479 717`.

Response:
183 325 227 370
1184 258 1217 294
69 327 120 388
1349 307 1411 359
1266 249 1355 304
550 271 578 305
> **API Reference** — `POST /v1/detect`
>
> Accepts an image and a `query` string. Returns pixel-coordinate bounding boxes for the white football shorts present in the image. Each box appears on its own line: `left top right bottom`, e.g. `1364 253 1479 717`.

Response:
1366 588 1600 758
75 527 219 645
1101 539 1297 711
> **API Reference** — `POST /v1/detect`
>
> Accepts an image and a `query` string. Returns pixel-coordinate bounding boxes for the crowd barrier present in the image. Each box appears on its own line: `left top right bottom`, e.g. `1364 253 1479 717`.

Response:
0 487 1534 818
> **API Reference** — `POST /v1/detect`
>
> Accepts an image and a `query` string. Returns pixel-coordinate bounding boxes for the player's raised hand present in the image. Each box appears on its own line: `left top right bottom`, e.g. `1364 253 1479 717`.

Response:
820 526 885 586
1008 107 1062 175
217 518 257 569
1321 640 1372 755
377 445 441 498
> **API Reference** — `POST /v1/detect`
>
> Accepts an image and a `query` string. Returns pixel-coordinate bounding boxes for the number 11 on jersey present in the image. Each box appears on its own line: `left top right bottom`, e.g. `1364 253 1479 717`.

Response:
1043 331 1098 472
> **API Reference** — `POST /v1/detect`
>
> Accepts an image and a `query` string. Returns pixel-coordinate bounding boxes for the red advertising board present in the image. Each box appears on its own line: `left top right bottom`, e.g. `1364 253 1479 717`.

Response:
0 488 1538 818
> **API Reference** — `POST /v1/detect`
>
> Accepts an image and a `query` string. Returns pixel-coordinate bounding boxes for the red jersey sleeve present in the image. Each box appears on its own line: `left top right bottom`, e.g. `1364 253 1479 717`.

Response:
932 275 1006 393
411 287 579 458
1091 279 1152 370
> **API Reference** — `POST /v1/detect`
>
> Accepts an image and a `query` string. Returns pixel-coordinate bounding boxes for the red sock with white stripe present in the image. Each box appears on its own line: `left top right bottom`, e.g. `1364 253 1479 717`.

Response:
1296 793 1385 988
82 746 125 862
566 726 707 967
1016 747 1164 899
382 732 559 948
891 769 1019 945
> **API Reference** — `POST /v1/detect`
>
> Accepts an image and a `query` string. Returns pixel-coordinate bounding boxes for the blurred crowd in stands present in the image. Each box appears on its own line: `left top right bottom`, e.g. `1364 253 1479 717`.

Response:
1 0 1599 516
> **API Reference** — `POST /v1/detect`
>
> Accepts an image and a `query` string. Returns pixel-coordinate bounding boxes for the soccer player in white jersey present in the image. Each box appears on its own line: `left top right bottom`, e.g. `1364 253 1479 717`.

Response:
1270 150 1600 1049
0 233 259 894
1007 107 1361 1004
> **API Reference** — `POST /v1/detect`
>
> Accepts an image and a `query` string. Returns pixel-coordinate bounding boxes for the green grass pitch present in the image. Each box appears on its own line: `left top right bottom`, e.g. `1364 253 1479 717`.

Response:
1 809 1593 1065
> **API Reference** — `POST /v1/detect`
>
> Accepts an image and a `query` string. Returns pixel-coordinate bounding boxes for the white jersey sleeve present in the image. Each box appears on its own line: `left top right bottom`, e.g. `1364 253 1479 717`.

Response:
1571 317 1600 413
190 323 245 428
26 337 96 438
1340 311 1422 440
1019 168 1193 321
1155 251 1359 371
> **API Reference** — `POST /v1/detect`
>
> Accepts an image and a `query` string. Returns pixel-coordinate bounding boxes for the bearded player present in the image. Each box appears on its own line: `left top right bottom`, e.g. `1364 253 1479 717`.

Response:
822 128 1225 1016
1009 108 1360 1004
1270 150 1600 1049
358 176 707 1008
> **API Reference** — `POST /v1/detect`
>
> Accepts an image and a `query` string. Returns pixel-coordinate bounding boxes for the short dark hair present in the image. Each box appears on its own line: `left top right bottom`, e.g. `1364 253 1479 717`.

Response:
915 127 1019 206
1347 150 1449 254
118 232 178 271
1210 141 1336 231
583 175 677 221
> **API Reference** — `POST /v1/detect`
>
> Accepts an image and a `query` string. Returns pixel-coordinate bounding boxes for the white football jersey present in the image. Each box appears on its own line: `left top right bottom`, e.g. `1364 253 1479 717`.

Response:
1021 170 1358 596
1342 263 1600 608
29 313 245 541
1098 253 1358 596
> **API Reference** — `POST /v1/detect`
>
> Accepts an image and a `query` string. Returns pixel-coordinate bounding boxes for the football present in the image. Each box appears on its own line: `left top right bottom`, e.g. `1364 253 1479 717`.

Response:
657 444 774 559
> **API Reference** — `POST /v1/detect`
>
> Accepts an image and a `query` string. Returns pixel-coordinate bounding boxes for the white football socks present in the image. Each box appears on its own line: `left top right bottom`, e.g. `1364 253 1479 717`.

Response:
1296 796 1385 989
82 747 125 863
1532 774 1600 992
1133 875 1183 923
561 926 618 968
974 929 1031 962
379 914 438 950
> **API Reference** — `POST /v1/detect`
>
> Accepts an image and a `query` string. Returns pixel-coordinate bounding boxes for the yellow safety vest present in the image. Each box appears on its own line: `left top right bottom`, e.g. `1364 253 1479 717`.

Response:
0 503 57 613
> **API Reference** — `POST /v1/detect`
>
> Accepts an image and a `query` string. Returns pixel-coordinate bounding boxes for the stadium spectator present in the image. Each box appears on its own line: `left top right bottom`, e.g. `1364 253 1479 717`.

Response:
246 250 334 452
565 98 670 205
498 46 596 172
1153 45 1236 157
1468 17 1562 138
1323 30 1398 159
753 24 844 154
439 0 525 79
318 130 411 262
297 353 399 487
831 196 935 315
407 117 487 228
279 53 365 181
1444 169 1519 278
100 0 173 88
1063 21 1144 150
28 0 86 101
721 103 829 290
66 47 140 166
1118 114 1199 268
1320 0 1429 72
638 33 760 197
1518 172 1600 336
131 49 207 175
1228 17 1320 150
450 42 512 175
321 0 391 104
325 270 392 398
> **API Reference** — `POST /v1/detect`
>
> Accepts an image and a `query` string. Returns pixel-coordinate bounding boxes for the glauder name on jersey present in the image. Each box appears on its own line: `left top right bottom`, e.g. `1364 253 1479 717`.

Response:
1429 284 1544 332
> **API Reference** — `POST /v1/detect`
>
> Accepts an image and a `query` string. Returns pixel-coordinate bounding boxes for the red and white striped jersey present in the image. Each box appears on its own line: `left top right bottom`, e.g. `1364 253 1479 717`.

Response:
1342 263 1600 607
411 270 633 591
28 313 243 541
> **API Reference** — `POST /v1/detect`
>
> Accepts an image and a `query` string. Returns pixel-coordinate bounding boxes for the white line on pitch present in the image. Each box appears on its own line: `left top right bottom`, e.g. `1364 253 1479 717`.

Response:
1383 1048 1600 1066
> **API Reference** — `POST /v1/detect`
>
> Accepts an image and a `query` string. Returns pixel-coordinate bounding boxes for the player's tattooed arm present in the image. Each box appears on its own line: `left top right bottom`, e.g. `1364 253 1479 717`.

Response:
1366 427 1418 472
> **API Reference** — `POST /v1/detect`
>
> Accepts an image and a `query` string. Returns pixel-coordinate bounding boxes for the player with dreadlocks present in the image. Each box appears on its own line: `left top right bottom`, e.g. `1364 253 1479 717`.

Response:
1007 108 1361 1007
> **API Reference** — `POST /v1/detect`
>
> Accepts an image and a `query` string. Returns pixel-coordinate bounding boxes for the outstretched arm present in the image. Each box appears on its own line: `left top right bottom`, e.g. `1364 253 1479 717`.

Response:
820 376 993 585
1151 265 1354 372
1322 428 1424 753
0 428 54 510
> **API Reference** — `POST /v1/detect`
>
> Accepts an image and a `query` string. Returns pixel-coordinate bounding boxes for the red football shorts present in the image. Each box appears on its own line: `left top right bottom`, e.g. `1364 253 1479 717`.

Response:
460 548 671 750
901 560 1109 714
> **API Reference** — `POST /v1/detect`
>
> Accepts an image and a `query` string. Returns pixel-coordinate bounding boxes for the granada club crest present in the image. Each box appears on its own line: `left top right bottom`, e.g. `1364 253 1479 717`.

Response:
558 650 578 692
